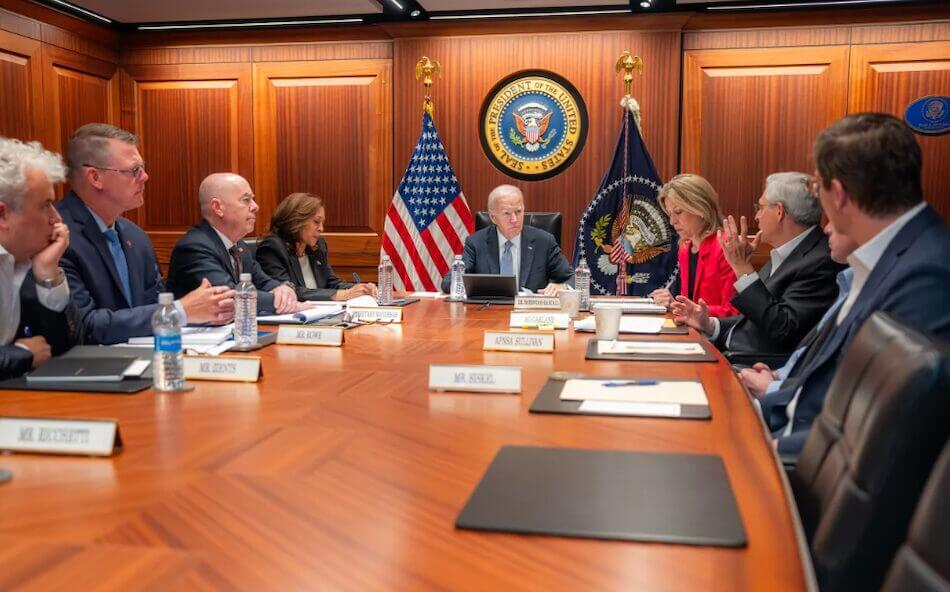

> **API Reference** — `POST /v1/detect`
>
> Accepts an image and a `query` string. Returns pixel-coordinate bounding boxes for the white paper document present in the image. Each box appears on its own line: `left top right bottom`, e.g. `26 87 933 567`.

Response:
259 304 343 324
346 295 378 309
560 379 707 405
591 297 655 305
409 292 446 299
573 315 665 334
127 324 234 347
596 340 705 356
591 302 667 314
577 400 682 417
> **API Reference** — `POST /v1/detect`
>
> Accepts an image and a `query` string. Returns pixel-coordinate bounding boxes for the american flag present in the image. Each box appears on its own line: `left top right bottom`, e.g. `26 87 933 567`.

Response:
382 112 473 291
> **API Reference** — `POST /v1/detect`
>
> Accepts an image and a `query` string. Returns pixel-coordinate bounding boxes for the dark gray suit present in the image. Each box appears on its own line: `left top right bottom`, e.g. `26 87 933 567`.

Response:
255 234 352 301
440 225 574 293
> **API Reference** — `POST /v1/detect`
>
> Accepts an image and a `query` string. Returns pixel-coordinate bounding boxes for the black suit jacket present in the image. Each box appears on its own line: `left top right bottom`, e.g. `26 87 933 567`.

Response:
0 276 80 380
439 225 574 293
255 234 352 301
716 227 844 354
167 220 282 314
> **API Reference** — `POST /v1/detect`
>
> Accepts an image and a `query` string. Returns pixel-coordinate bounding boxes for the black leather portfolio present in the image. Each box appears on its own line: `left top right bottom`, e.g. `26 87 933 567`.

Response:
456 446 747 547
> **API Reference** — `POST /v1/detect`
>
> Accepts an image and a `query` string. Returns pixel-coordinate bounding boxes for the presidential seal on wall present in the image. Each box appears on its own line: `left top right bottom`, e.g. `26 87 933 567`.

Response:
478 70 588 181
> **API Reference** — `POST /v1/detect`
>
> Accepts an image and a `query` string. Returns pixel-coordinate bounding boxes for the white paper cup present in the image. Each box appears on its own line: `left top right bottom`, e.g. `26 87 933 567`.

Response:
558 289 581 319
593 304 623 340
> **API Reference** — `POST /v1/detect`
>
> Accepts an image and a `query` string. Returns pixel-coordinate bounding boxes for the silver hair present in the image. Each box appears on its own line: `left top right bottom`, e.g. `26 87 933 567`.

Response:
487 184 524 211
764 172 822 227
0 137 66 211
66 123 138 181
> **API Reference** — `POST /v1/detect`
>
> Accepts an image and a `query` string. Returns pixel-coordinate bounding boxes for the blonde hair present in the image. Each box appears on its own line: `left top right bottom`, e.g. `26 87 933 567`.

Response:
658 174 723 241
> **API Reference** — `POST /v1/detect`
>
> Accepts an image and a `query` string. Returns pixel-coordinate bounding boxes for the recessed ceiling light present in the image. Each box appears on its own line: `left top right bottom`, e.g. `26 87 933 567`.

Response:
410 9 421 17
640 1 651 7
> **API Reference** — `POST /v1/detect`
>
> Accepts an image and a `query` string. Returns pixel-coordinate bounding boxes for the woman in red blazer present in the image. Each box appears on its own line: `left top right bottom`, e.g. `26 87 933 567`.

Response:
651 174 739 318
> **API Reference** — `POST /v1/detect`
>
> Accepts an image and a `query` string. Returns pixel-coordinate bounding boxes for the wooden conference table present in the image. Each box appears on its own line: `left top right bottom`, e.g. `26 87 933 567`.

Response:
0 299 809 591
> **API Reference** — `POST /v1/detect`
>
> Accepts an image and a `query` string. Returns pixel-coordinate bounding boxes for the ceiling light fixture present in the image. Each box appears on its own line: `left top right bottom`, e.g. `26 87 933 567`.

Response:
137 17 363 30
388 0 405 9
640 1 651 6
45 0 112 23
410 9 421 17
431 8 630 20
708 0 897 9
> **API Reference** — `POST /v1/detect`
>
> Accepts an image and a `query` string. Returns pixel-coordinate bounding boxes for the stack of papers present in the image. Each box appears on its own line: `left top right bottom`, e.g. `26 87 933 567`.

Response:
559 379 708 404
592 302 668 314
591 296 655 305
409 292 446 299
346 295 378 308
596 341 705 355
259 304 344 325
573 316 665 334
127 325 234 347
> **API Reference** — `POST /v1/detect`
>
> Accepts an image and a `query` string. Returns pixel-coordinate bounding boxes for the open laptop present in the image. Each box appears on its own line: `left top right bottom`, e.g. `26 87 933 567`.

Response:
463 274 518 304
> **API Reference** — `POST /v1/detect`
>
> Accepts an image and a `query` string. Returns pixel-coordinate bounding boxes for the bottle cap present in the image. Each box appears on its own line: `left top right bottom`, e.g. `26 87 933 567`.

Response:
239 273 252 282
158 292 174 305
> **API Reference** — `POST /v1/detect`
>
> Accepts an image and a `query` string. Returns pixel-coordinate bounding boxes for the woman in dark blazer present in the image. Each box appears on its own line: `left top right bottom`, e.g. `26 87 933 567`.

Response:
256 193 377 302
650 174 739 318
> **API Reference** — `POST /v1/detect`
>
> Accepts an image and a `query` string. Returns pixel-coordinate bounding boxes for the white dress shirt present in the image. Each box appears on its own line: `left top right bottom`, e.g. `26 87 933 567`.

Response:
0 242 69 347
298 255 318 289
497 231 522 288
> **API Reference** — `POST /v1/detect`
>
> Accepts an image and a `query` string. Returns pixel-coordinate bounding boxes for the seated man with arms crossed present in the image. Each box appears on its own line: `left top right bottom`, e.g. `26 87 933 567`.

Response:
0 138 77 379
440 184 573 296
168 173 307 315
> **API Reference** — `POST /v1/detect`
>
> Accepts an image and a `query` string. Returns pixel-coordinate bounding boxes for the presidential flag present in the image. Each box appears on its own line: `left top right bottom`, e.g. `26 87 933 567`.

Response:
382 112 474 291
572 103 678 295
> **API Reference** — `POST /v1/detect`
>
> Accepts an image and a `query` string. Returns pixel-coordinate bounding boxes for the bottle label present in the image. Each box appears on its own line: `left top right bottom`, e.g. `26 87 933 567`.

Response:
154 334 182 353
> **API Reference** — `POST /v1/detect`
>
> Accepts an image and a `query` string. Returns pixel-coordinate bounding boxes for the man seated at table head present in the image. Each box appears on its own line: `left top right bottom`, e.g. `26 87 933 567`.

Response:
0 137 77 379
167 173 305 315
58 123 235 345
757 112 950 455
439 184 573 297
672 171 844 355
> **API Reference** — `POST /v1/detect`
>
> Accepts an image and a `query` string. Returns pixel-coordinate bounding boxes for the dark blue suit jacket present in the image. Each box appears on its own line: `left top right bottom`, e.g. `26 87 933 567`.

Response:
57 192 165 345
440 225 574 293
761 205 950 455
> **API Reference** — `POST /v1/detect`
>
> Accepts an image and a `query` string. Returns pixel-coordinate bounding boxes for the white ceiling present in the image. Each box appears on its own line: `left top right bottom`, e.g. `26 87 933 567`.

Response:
419 0 629 10
71 0 382 23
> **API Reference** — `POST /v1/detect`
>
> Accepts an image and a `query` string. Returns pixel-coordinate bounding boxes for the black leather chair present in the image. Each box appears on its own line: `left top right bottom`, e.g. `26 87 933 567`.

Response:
790 312 950 592
882 440 950 592
242 235 261 258
473 212 563 249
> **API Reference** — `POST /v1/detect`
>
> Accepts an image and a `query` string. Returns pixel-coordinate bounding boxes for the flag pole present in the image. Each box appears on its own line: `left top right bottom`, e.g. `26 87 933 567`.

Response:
415 56 441 115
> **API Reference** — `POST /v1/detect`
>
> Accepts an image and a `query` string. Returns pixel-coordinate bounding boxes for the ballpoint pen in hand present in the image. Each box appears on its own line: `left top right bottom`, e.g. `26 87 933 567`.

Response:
352 272 361 284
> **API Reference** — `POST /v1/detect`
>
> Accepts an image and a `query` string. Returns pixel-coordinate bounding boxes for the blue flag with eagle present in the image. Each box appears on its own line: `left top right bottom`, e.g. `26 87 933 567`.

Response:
572 104 678 295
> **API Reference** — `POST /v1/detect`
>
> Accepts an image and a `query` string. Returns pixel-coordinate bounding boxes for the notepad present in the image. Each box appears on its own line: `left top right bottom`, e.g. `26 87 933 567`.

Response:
560 379 708 405
127 325 234 347
596 340 705 355
573 315 665 334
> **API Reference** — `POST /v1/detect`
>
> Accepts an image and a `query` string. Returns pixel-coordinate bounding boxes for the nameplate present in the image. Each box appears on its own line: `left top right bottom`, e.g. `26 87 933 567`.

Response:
514 295 561 309
483 330 555 353
0 416 122 457
509 312 571 329
348 307 403 323
183 355 262 382
276 325 344 347
429 364 522 394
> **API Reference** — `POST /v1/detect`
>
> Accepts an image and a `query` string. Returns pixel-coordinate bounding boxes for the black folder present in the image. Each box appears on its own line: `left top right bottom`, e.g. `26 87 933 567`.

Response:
456 446 747 547
0 347 151 394
25 356 137 383
529 376 711 419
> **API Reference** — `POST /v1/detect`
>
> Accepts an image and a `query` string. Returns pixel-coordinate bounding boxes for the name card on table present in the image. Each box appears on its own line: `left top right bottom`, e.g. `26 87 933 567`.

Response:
0 416 122 457
483 330 555 353
509 312 571 329
514 295 561 309
429 364 522 394
183 355 262 382
348 307 403 323
276 325 344 347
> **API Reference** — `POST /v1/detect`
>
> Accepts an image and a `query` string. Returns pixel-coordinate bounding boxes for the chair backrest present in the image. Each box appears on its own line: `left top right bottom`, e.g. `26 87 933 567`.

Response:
791 312 950 592
474 211 563 248
882 440 950 592
242 236 261 258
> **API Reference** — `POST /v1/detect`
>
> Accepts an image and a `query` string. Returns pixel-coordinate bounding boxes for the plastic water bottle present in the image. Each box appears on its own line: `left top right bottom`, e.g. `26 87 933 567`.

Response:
378 255 394 305
449 255 466 301
575 260 591 311
152 292 185 391
234 273 258 350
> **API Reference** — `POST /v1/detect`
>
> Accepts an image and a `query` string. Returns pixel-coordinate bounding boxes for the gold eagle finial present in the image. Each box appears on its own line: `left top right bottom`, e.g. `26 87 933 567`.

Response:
615 51 644 96
415 56 441 115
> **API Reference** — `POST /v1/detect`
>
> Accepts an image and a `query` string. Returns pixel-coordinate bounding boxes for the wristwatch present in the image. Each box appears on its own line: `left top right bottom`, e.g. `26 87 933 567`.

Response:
36 267 66 289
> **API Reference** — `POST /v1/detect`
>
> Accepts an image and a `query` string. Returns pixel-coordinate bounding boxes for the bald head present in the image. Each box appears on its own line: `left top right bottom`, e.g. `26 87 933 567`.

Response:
198 172 258 242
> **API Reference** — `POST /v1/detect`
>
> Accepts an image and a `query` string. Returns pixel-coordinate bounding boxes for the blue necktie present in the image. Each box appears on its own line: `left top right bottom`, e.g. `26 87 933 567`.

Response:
103 228 132 305
501 240 514 276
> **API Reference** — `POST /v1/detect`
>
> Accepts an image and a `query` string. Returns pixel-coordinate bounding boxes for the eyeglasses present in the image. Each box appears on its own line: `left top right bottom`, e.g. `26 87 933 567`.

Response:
808 174 822 197
84 163 146 180
753 202 773 213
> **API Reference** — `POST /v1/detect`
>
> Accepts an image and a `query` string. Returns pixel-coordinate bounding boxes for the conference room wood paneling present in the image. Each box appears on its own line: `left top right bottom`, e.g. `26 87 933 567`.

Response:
682 46 850 223
120 64 254 267
253 60 393 280
848 41 950 221
393 31 682 260
0 29 43 143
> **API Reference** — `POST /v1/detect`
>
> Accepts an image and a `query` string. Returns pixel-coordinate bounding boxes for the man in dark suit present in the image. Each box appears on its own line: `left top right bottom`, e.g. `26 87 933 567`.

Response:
759 113 950 455
0 137 78 379
672 172 844 355
439 184 573 295
167 173 305 315
58 124 235 345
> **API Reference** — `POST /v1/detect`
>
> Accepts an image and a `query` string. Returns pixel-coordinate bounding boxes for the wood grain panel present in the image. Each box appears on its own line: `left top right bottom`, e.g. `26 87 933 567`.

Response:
683 26 851 50
850 21 950 44
394 31 681 260
254 60 392 277
0 29 43 142
849 41 950 222
121 41 392 66
682 46 849 223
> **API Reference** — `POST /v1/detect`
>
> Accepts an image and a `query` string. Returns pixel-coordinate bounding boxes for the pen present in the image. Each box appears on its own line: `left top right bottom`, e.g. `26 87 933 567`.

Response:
603 380 659 387
352 272 361 284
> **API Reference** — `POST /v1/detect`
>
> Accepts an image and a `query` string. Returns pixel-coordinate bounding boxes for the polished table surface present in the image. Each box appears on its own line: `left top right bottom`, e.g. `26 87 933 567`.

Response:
0 299 808 590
